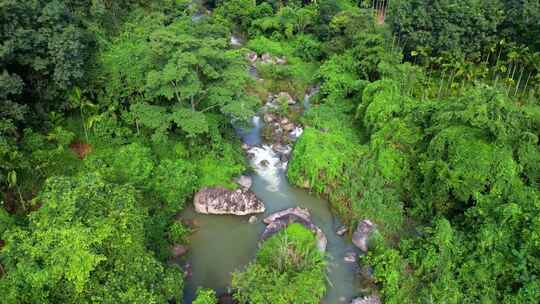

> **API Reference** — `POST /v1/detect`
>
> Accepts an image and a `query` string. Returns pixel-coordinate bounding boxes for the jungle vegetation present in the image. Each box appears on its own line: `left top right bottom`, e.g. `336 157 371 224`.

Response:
1 0 539 303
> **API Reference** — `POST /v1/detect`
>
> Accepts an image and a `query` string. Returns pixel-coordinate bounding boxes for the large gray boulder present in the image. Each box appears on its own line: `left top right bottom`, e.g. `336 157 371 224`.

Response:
261 207 327 252
194 187 265 215
352 219 376 252
263 207 310 224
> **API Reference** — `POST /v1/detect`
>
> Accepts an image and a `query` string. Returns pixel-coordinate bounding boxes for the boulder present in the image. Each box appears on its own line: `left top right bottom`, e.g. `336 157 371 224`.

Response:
263 207 311 224
352 220 375 252
263 112 275 123
259 159 270 167
194 187 265 215
235 175 252 190
248 215 258 224
170 244 188 258
336 226 348 236
276 92 295 105
241 143 250 150
344 251 357 263
283 123 295 132
246 51 258 63
261 208 327 252
351 295 381 304
183 262 192 278
272 144 291 156
261 52 272 63
289 127 304 140
275 57 287 65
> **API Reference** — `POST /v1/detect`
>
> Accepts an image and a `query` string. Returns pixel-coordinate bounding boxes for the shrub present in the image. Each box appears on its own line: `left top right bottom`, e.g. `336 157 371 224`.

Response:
232 223 326 304
0 174 183 303
193 288 219 304
168 221 191 245
152 159 197 212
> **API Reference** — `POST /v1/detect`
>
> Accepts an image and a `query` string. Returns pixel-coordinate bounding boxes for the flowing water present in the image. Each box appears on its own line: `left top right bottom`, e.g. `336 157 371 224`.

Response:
182 93 361 303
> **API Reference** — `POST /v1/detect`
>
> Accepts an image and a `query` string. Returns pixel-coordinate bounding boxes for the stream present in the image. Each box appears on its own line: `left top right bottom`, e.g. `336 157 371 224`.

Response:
182 89 361 302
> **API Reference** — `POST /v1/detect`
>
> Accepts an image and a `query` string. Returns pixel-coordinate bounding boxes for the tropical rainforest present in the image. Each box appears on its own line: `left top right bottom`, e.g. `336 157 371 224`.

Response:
1 0 539 303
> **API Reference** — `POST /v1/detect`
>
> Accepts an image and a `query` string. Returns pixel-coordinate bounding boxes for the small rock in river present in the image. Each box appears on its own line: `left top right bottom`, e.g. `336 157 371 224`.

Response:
262 208 327 252
246 51 258 63
171 244 188 258
263 207 311 224
351 295 381 304
235 175 252 189
259 159 270 167
283 123 295 132
248 215 257 224
261 52 273 63
263 113 275 123
344 252 357 263
336 226 348 236
183 262 192 278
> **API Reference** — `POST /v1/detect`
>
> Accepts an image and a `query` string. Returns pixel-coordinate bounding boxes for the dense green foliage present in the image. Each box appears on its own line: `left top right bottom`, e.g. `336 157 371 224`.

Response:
98 10 257 140
1 1 248 302
279 1 540 302
232 223 327 304
1 0 539 303
1 174 183 303
192 288 218 304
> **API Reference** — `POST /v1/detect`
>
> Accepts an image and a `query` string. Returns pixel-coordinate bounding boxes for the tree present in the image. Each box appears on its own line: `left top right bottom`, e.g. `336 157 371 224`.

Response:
0 174 183 303
193 288 219 304
99 13 257 141
387 0 504 62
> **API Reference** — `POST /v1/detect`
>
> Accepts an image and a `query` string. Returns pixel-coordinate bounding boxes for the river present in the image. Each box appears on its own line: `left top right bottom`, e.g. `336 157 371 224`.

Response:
182 91 361 302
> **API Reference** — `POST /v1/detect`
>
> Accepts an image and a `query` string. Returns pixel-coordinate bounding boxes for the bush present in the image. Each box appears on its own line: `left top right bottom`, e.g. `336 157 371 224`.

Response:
196 143 245 189
84 142 154 186
152 159 197 212
168 221 191 244
193 288 219 304
0 174 183 303
232 223 326 304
